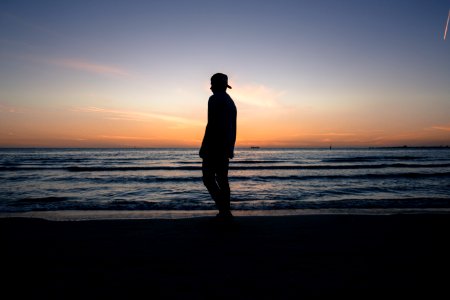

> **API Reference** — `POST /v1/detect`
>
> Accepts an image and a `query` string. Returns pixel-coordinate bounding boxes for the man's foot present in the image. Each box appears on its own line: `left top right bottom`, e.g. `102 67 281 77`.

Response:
216 210 233 220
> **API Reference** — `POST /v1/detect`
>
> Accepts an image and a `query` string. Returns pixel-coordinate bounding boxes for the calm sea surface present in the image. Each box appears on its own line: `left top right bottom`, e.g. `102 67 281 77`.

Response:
1 148 450 213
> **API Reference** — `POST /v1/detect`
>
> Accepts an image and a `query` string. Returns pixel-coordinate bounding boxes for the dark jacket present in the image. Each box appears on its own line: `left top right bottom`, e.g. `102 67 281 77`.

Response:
199 91 237 159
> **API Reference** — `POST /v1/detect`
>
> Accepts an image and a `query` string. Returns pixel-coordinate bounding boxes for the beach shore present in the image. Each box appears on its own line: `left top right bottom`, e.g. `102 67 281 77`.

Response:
3 213 450 299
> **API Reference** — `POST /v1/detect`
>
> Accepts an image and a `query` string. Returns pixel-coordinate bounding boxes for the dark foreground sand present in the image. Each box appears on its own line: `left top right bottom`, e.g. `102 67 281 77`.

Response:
2 214 450 299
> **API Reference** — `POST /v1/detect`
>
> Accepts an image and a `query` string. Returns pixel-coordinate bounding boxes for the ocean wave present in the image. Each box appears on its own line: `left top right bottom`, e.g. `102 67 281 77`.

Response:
2 162 450 172
51 171 450 184
256 172 450 181
65 163 450 171
14 196 71 204
178 159 287 164
4 197 450 212
3 162 448 172
2 148 450 214
321 155 426 163
233 197 450 210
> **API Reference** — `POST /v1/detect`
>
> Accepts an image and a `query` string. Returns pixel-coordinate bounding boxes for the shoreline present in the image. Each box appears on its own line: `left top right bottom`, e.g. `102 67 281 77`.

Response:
2 207 450 221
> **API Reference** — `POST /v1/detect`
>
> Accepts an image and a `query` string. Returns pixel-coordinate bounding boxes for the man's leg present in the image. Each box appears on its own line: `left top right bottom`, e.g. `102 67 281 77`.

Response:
202 158 223 211
202 157 231 215
215 158 231 215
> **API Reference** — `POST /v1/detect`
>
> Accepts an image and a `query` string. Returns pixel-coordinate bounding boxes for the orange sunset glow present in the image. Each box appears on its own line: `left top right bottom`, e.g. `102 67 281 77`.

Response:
1 1 449 148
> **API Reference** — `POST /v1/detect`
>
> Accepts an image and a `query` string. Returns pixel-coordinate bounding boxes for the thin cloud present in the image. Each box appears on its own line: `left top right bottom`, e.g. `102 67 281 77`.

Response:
290 132 357 138
431 126 450 132
74 106 203 126
234 84 286 108
0 103 25 113
312 132 357 137
98 135 160 140
49 58 130 77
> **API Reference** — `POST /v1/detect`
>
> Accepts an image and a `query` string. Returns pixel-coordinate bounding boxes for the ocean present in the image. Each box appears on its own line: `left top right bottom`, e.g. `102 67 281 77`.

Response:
1 147 450 215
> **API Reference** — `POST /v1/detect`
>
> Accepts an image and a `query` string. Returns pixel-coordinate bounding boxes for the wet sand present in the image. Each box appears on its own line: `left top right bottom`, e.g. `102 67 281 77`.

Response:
2 213 450 299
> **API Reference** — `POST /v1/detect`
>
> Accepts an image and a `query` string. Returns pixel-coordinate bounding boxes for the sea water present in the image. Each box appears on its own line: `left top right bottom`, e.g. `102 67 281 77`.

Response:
1 148 449 213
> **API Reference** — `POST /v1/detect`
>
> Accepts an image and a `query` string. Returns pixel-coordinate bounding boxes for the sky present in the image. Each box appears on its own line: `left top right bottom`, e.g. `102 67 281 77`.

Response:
0 0 449 148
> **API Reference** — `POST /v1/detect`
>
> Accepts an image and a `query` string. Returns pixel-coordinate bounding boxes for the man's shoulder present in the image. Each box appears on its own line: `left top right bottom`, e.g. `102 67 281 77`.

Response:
219 92 235 103
208 94 218 103
209 92 235 106
225 93 236 109
209 93 227 103
225 93 234 101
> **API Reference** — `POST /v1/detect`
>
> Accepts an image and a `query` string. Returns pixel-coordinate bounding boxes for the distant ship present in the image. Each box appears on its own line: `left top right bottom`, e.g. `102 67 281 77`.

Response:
250 146 260 149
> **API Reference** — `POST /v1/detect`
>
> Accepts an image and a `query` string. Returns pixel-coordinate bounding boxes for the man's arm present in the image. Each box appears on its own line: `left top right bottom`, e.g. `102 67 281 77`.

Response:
230 108 236 158
228 105 237 159
199 96 216 158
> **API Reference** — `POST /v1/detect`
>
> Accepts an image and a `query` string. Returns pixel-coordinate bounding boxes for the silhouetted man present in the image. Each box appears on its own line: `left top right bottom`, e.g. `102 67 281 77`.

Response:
200 73 237 219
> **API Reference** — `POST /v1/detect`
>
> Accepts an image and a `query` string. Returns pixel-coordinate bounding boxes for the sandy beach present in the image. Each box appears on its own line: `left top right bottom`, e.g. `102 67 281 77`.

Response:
2 213 450 299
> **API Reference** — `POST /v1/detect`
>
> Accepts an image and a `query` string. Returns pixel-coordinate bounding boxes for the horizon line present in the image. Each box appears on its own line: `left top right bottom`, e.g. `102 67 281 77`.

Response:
0 145 449 150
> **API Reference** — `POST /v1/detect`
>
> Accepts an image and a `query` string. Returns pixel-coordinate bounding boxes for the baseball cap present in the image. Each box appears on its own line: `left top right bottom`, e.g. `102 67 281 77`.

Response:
211 73 232 89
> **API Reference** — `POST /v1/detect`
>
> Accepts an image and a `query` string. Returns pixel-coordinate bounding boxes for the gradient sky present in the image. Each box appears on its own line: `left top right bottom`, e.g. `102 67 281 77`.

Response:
1 0 449 147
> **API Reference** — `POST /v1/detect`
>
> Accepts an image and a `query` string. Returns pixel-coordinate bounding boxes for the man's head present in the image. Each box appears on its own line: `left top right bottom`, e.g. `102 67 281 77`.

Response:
211 73 232 92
